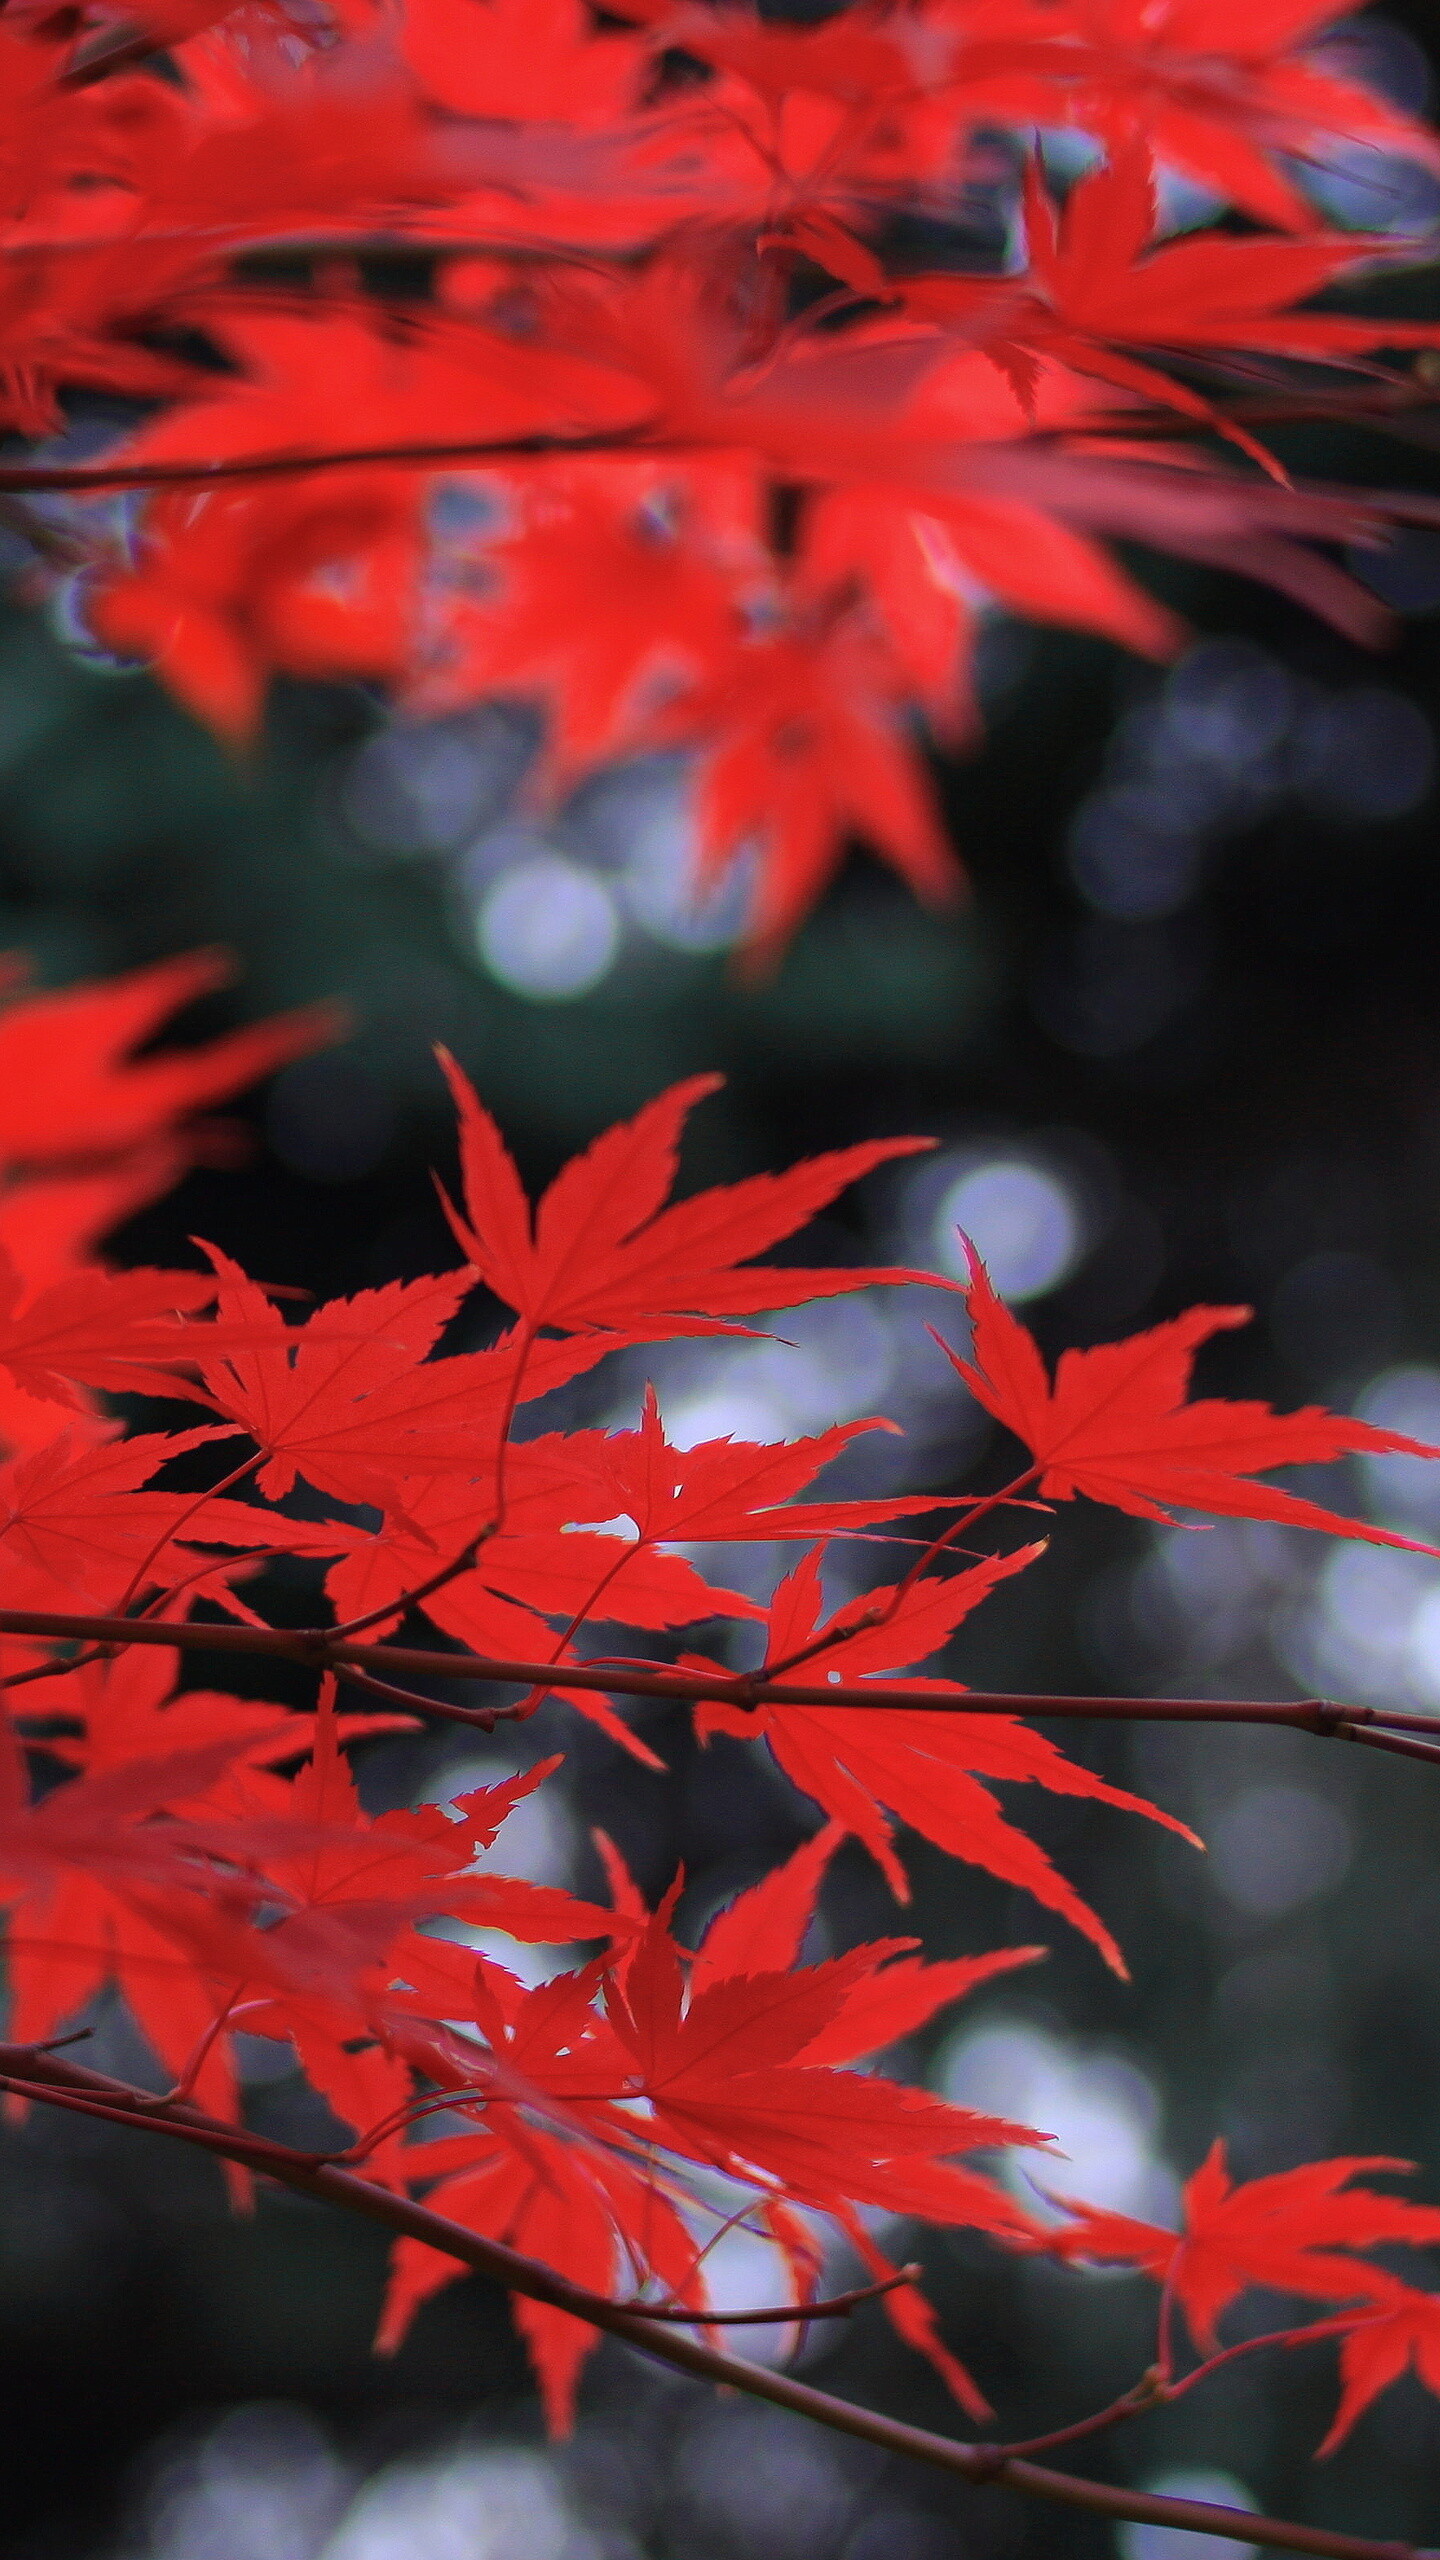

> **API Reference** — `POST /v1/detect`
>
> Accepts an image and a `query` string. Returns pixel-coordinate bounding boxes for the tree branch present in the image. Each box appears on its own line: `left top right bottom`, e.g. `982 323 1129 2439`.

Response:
0 2042 1421 2560
0 1602 1426 1746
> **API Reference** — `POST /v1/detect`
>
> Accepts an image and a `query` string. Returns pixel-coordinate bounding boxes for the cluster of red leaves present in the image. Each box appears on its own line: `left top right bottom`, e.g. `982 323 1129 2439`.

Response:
1040 2148 1440 2455
3 0 1440 952
3 947 1440 2447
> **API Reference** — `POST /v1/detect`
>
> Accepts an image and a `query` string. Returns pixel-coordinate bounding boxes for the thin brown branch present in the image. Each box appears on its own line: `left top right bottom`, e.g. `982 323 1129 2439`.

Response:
0 430 647 498
976 2368 1171 2463
982 2318 1363 2467
616 2266 922 2324
0 2042 1419 2560
0 371 1430 506
331 1662 503 1721
1334 1724 1440 1770
0 1602 1422 1747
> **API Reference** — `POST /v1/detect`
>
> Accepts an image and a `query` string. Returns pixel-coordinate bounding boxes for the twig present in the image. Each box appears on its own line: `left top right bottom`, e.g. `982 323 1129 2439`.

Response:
0 2043 1421 2560
0 428 649 499
975 2368 1171 2463
979 2319 1363 2466
324 1521 498 1643
617 2266 923 2324
1334 1725 1440 1770
332 1662 510 1722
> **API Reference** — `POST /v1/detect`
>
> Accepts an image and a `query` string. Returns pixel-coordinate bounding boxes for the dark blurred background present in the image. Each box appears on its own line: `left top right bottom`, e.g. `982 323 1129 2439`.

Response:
12 88 1440 2553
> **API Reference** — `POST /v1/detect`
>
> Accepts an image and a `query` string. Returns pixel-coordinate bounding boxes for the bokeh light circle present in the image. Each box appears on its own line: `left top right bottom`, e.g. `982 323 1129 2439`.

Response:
934 1158 1082 1299
476 853 620 999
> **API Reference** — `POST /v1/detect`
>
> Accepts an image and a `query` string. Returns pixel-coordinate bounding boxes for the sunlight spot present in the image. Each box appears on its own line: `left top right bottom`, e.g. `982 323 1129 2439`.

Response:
1207 1785 1352 1918
476 853 620 999
937 2020 1175 2224
935 1159 1081 1300
1119 2469 1259 2560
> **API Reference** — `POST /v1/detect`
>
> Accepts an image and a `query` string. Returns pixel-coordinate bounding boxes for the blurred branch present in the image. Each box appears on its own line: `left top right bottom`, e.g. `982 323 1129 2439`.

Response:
0 373 1438 504
0 432 646 496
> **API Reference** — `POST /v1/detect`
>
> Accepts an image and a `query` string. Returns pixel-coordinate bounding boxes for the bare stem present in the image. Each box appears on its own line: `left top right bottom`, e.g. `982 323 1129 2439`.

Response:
615 2267 923 2325
0 1603 1426 1750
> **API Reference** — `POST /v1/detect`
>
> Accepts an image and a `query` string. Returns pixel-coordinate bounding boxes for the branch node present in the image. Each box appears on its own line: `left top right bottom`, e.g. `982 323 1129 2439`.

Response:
964 2445 1011 2484
1304 1699 1359 1737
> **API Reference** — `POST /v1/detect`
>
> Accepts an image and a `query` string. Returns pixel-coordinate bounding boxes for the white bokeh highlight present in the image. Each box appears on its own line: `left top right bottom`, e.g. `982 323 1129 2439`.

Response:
1119 2470 1260 2560
936 2020 1177 2225
933 1158 1083 1300
476 852 620 999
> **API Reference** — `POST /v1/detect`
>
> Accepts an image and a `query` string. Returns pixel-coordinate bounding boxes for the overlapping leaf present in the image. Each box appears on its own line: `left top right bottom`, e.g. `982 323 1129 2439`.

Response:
692 1546 1196 1972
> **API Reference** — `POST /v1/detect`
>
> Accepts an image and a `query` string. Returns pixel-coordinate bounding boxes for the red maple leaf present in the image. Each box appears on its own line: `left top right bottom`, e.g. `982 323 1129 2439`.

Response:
798 479 1182 738
0 948 339 1172
0 1424 258 1618
439 1053 946 1338
895 145 1440 476
376 1956 703 2430
1 1642 401 2125
378 1819 1048 2423
401 0 646 122
441 457 768 772
691 1545 1194 1971
1318 2281 1440 2455
1046 2144 1440 2353
941 1241 1440 1546
172 1247 626 1511
927 0 1440 233
692 618 962 966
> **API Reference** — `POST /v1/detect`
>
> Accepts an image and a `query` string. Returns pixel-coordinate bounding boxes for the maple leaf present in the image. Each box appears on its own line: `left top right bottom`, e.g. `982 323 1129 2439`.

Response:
606 1897 1045 2235
692 1545 1193 1972
381 1833 1046 2425
611 1815 1047 2063
376 1958 703 2429
798 481 1182 737
107 1691 625 2144
30 1635 415 1783
927 0 1440 232
0 1706 322 1919
0 948 340 1171
439 456 768 774
1008 143 1440 373
383 2125 704 2431
912 434 1436 654
428 1387 978 1629
1318 2281 1440 2456
0 1424 252 1617
90 470 436 747
402 0 647 135
438 1054 947 1338
895 145 1440 479
1 1642 403 2125
171 1246 625 1511
298 1463 675 1765
1045 2143 1440 2353
0 1250 313 1410
692 618 962 965
84 301 656 739
941 1241 1440 1546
